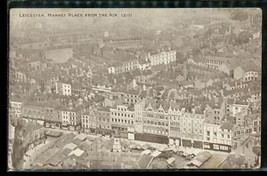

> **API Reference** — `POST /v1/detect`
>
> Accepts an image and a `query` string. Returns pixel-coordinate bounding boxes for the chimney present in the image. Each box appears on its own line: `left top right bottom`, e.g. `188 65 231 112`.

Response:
143 84 146 91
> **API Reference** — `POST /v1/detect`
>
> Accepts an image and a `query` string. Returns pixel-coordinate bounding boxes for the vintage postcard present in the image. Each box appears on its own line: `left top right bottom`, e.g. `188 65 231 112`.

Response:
8 8 261 170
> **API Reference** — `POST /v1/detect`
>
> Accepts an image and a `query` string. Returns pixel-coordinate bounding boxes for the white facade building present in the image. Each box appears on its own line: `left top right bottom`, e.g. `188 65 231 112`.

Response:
110 104 134 132
148 48 176 66
203 122 233 148
9 100 23 118
56 82 72 96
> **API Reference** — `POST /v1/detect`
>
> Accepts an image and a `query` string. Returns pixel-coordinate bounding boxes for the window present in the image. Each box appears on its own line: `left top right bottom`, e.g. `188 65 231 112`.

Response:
207 131 210 136
213 144 219 150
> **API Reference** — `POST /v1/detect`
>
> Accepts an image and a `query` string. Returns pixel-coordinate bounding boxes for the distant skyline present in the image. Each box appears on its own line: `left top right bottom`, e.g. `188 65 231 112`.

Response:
10 8 261 37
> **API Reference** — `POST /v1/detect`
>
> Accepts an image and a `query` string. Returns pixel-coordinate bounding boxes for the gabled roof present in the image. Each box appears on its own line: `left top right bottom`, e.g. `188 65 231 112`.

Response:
68 148 85 157
195 151 212 164
64 143 77 150
54 133 76 148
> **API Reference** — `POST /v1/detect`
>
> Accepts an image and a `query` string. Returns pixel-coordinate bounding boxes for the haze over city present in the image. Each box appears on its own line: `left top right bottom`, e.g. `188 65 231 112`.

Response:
9 8 261 170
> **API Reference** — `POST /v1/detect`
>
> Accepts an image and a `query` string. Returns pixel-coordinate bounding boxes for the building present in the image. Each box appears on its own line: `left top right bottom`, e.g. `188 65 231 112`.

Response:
61 109 81 131
108 58 140 74
197 56 232 75
103 36 142 49
223 80 249 91
14 71 28 83
184 61 225 80
26 60 42 71
142 100 169 137
43 106 62 129
138 59 151 71
148 47 176 66
168 104 182 146
55 82 72 96
204 98 227 125
133 100 146 134
180 106 205 141
81 113 90 133
133 70 153 84
120 89 140 105
203 121 233 152
81 107 97 133
9 98 23 119
104 37 141 44
110 104 134 134
95 107 112 135
25 124 46 150
228 101 249 117
21 102 46 123
233 65 259 82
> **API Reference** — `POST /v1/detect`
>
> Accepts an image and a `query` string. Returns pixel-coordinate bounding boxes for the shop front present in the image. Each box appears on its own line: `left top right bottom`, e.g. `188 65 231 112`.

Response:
193 140 203 149
182 139 192 148
203 142 231 152
169 137 181 146
135 133 169 144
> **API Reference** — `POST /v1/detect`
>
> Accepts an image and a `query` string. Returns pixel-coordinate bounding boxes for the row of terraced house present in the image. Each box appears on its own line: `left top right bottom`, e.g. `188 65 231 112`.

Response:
9 88 260 154
108 47 176 74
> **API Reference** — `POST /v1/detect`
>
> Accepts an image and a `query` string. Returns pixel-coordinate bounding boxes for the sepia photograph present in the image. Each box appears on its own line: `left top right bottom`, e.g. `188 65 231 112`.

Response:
8 8 261 170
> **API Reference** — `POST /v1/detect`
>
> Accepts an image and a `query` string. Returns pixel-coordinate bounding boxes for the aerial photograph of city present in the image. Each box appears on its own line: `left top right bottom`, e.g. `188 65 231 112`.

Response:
8 8 261 170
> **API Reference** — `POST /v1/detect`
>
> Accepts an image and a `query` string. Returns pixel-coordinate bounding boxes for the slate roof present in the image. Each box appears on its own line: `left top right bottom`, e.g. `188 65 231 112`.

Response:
220 122 234 131
54 133 76 148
